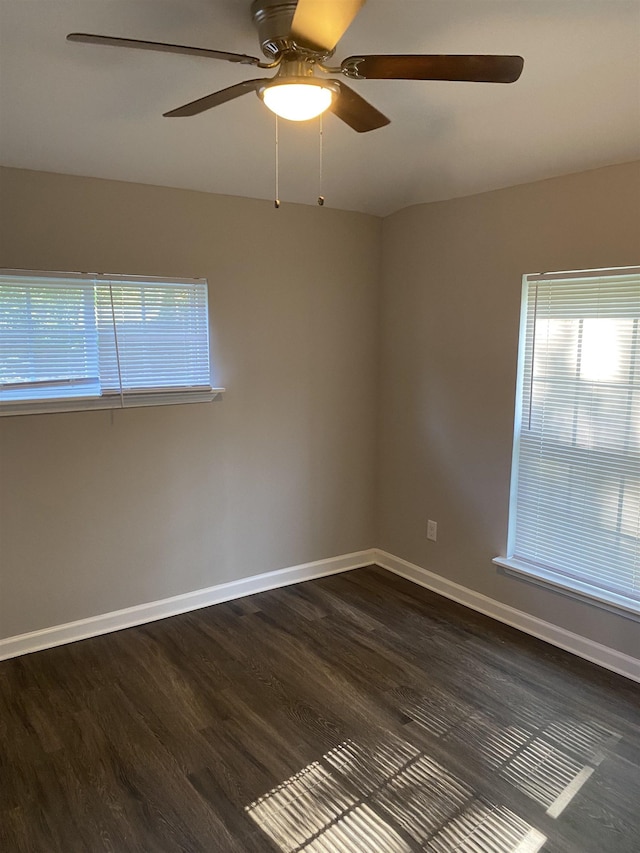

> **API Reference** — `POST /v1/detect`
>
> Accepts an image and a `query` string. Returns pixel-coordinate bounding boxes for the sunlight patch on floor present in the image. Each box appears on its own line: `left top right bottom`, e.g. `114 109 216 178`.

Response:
402 692 622 820
246 734 548 852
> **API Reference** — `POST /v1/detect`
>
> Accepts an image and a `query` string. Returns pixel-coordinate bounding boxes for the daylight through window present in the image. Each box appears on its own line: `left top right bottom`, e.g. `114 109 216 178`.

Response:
495 266 640 618
0 270 218 415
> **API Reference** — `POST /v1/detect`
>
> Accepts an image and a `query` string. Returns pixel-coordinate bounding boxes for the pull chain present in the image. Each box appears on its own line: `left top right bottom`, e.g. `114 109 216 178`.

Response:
274 114 280 209
317 114 325 206
274 113 326 208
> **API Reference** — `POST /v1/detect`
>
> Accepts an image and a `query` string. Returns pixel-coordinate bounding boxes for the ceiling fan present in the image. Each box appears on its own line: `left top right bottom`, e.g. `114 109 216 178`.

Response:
67 0 524 133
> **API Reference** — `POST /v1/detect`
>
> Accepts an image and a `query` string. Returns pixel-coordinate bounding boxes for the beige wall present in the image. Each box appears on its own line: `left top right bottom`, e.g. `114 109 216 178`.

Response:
377 161 640 659
0 167 380 638
2 162 639 660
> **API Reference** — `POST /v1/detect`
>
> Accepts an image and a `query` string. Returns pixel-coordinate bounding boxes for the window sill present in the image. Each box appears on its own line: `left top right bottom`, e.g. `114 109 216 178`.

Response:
0 388 225 417
493 557 640 623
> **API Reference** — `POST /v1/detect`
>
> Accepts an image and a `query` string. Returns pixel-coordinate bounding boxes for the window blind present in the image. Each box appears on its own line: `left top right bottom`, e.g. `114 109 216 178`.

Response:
506 267 640 613
0 270 216 415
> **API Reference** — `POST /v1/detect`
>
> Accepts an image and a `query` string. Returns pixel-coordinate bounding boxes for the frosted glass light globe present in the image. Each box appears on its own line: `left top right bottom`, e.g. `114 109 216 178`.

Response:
262 83 334 121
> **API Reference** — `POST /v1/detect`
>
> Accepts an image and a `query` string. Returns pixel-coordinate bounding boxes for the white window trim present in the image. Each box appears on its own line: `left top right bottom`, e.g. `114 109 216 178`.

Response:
495 265 640 622
0 387 225 417
493 557 640 623
0 268 225 416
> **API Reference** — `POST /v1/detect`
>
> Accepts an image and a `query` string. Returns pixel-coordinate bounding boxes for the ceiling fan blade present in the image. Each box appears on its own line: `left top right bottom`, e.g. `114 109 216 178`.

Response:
341 54 524 83
163 79 268 117
291 0 367 52
330 82 389 133
67 33 261 66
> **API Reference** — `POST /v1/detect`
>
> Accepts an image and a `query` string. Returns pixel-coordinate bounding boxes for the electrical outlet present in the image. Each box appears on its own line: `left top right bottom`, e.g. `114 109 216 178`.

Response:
427 519 437 541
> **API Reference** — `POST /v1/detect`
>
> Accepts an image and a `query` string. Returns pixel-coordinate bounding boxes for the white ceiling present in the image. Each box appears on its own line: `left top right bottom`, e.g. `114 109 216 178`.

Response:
1 0 639 216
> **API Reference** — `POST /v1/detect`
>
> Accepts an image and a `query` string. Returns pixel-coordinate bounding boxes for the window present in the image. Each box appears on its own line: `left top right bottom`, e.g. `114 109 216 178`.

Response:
0 270 221 416
495 267 640 619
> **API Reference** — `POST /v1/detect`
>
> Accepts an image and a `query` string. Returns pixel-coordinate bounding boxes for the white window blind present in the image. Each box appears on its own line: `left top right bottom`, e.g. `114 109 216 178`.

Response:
0 270 219 415
501 266 640 616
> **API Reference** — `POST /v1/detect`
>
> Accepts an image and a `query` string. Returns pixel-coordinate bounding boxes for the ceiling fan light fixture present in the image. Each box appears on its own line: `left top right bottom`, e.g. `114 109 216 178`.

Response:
260 79 336 121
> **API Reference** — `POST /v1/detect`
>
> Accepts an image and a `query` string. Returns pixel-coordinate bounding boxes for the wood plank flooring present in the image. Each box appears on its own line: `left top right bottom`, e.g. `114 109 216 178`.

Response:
1 567 639 852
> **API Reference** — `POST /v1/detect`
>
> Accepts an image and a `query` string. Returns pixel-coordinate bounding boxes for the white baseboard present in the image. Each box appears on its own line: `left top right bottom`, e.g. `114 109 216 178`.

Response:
0 549 376 662
374 549 640 684
2 546 638 685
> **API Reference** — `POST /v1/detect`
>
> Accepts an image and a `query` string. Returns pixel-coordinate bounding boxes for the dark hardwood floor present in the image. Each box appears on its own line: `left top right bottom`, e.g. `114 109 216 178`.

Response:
1 567 639 852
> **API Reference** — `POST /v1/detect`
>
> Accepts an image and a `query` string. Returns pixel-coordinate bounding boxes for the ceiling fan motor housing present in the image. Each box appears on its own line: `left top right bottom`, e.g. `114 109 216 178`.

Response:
250 0 330 60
